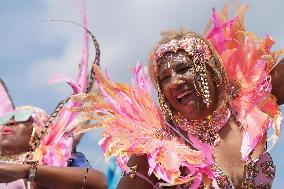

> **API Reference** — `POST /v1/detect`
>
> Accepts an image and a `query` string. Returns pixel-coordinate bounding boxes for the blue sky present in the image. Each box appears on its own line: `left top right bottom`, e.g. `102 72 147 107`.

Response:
0 0 284 187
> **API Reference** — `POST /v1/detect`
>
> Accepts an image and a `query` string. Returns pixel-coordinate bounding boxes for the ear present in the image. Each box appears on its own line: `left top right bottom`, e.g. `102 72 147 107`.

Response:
0 79 15 116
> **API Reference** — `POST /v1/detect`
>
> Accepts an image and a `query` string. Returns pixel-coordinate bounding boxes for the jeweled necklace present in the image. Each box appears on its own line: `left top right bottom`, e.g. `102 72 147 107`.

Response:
0 152 28 163
173 103 231 146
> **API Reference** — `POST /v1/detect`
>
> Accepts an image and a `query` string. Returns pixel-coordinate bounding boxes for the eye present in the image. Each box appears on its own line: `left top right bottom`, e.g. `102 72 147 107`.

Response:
176 64 192 74
6 121 16 126
160 74 170 83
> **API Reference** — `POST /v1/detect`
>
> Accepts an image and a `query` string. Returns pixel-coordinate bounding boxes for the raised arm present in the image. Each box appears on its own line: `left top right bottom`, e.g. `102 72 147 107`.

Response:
271 58 284 105
117 155 159 189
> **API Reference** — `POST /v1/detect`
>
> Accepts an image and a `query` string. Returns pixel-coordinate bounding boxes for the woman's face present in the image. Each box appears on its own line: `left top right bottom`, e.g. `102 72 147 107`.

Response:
158 50 217 120
0 118 33 155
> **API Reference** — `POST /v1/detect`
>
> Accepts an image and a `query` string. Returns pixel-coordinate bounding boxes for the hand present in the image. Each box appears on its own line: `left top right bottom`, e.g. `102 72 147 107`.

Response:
0 162 29 183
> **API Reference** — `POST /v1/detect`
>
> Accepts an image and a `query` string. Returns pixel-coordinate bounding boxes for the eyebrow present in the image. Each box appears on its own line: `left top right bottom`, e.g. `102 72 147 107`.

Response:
176 61 192 68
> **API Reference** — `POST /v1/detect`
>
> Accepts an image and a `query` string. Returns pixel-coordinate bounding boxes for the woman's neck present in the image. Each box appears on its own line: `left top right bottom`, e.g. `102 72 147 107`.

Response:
173 102 231 146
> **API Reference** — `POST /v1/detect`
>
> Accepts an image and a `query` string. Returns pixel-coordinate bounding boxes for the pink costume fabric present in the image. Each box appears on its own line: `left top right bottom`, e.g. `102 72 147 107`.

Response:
71 4 283 189
0 180 27 189
0 80 14 117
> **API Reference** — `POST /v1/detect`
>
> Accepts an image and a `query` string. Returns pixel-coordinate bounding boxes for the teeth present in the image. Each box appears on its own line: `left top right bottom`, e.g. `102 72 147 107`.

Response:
176 90 192 99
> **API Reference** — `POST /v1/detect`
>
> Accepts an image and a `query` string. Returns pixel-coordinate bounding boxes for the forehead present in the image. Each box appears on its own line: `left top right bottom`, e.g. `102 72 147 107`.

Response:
15 120 34 127
158 50 192 73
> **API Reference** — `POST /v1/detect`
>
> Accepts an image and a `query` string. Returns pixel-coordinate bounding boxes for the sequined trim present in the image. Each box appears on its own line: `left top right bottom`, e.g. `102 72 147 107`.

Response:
242 153 275 188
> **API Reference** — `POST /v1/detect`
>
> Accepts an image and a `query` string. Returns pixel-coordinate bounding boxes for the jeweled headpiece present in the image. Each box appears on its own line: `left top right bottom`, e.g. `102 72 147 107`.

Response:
16 106 49 129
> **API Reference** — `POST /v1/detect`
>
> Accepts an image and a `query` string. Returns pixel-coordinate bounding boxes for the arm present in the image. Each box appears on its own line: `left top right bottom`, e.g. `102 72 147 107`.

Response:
117 155 159 189
0 162 107 189
35 165 107 189
271 59 284 105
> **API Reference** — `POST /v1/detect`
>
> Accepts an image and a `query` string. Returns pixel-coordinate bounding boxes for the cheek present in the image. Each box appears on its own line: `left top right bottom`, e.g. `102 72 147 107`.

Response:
161 86 173 103
16 125 33 140
184 70 195 80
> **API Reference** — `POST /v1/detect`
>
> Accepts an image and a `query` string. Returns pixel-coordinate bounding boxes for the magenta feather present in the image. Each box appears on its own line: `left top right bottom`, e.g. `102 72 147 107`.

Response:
0 80 14 117
44 1 90 146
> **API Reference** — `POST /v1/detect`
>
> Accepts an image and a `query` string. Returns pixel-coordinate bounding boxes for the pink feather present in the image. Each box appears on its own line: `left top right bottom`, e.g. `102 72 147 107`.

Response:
0 80 14 117
206 6 283 160
43 1 90 147
49 74 81 94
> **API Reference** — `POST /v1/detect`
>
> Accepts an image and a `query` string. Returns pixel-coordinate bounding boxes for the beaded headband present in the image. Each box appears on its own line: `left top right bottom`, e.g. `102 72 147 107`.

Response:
153 36 212 62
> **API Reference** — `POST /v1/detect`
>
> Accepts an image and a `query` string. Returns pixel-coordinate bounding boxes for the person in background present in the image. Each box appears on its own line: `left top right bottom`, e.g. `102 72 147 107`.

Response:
0 80 107 189
0 0 106 187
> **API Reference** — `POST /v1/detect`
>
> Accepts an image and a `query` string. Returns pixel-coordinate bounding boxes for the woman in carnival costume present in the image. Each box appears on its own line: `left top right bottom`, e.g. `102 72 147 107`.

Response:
0 100 106 189
71 4 284 189
0 4 107 189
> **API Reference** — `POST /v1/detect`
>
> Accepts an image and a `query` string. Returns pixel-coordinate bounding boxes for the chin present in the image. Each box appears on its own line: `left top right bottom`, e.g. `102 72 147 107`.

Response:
174 107 198 119
0 137 11 144
184 110 200 119
0 144 14 153
180 102 197 112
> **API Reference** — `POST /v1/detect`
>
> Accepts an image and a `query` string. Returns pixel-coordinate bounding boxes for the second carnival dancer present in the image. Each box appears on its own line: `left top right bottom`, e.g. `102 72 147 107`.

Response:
71 4 284 188
0 3 107 189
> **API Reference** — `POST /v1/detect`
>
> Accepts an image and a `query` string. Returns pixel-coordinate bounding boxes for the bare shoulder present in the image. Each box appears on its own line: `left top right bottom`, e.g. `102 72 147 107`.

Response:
271 59 284 105
117 155 158 189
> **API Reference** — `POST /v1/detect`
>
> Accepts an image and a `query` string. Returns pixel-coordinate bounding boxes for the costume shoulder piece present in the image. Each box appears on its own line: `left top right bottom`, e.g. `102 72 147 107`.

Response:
206 4 284 160
72 64 215 187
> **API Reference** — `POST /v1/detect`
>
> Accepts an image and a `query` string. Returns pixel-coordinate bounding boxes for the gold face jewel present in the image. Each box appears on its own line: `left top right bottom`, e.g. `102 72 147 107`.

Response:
157 82 173 121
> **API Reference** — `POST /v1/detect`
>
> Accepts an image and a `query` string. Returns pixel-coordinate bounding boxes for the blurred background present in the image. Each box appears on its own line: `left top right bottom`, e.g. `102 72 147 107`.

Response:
0 0 283 187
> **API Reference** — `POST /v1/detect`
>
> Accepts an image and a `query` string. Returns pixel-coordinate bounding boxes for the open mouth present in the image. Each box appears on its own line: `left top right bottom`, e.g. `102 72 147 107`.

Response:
176 89 195 105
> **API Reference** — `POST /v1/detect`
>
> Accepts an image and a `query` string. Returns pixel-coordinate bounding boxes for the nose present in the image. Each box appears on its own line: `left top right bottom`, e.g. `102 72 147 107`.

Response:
169 73 185 90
